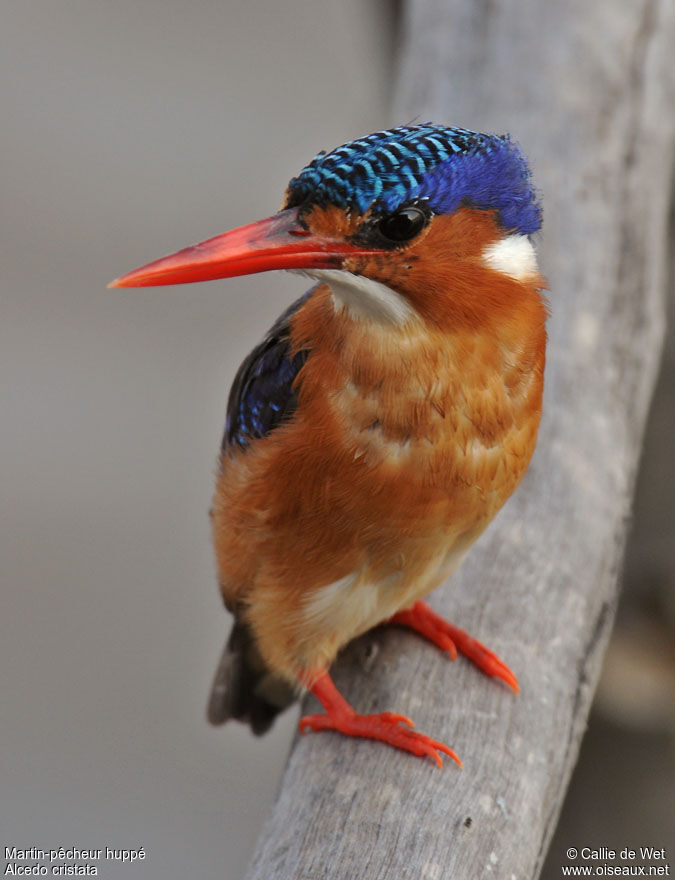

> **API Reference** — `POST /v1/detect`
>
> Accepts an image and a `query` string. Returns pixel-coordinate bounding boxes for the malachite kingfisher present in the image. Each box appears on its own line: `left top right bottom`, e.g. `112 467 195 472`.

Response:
110 124 547 767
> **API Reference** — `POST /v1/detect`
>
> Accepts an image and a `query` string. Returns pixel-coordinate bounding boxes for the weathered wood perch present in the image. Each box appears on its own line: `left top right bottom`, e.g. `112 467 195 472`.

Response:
242 1 675 877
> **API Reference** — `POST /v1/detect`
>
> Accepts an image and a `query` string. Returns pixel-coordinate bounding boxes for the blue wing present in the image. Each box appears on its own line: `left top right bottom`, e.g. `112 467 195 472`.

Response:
223 290 313 450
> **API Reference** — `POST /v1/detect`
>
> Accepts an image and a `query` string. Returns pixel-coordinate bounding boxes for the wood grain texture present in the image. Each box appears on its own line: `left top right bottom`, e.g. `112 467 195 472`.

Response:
242 1 675 877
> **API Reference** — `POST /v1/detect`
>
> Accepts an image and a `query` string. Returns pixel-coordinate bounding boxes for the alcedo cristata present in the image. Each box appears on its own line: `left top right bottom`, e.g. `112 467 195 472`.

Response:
110 124 547 767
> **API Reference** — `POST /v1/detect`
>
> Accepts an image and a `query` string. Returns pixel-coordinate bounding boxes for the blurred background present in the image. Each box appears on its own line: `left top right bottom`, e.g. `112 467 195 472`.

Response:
1 3 672 879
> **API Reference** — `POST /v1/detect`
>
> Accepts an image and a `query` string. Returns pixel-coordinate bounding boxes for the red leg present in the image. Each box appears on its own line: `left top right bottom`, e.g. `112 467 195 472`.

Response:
389 600 519 693
298 671 461 768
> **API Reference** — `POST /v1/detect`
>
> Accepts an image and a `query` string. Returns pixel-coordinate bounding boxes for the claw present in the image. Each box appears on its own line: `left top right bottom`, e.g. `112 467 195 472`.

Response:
379 711 415 728
299 708 461 768
300 670 461 768
389 600 519 692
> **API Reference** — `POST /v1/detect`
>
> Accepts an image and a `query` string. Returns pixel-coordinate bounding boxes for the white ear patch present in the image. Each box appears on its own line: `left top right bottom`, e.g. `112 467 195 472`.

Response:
482 235 538 281
295 268 416 325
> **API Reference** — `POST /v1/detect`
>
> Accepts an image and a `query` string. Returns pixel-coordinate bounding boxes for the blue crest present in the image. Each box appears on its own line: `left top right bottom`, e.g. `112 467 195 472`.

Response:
285 124 541 235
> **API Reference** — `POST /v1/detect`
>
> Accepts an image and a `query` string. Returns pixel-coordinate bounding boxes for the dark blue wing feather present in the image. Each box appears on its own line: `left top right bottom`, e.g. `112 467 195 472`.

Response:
223 290 312 450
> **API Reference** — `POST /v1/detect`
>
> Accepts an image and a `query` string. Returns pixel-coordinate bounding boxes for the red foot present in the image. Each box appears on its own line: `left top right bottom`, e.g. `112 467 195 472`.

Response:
299 672 461 768
389 600 519 693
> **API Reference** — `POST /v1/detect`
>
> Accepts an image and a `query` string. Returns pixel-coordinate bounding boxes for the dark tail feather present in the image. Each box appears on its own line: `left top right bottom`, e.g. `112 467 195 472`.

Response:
207 619 297 735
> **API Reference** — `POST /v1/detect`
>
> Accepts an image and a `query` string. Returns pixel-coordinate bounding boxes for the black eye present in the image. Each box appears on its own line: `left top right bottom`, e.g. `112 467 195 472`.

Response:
378 206 428 243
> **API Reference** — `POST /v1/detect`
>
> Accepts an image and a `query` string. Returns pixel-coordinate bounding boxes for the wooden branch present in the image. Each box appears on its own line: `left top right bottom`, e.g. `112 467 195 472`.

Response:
242 2 675 877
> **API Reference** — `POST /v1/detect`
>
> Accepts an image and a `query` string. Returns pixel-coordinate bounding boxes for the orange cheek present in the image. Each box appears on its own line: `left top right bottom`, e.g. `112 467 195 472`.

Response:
346 207 543 332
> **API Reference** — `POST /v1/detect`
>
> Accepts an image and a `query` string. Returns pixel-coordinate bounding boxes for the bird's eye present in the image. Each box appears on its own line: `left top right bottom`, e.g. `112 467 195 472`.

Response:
378 206 428 243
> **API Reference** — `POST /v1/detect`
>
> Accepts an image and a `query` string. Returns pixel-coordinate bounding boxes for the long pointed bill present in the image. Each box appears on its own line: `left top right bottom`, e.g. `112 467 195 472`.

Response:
109 207 379 288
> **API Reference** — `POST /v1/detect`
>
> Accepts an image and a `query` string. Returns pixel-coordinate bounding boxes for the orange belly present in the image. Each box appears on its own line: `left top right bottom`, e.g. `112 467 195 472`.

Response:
211 285 545 680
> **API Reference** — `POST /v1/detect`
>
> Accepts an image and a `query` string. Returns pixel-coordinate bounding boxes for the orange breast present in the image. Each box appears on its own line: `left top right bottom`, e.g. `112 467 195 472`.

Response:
211 274 546 680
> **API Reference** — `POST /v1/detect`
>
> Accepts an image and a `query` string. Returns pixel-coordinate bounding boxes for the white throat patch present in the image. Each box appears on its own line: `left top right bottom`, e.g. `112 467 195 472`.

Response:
294 268 415 326
482 234 539 281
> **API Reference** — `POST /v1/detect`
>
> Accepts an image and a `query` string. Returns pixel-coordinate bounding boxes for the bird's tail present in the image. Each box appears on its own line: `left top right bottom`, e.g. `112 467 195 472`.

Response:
207 618 297 735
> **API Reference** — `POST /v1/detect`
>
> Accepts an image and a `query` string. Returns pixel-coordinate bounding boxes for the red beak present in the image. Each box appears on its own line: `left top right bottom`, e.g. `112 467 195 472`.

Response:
108 207 378 288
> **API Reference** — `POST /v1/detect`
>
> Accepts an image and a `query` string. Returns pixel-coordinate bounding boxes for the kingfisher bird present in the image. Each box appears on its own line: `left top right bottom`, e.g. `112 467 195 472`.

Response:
110 123 546 767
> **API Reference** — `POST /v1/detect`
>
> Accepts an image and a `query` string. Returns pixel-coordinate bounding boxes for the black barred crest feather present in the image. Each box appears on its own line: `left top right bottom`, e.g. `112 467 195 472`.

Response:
285 123 541 235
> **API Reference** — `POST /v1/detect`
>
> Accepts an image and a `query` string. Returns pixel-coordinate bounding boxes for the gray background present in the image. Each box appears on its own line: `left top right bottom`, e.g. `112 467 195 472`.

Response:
2 3 392 878
2 3 673 879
